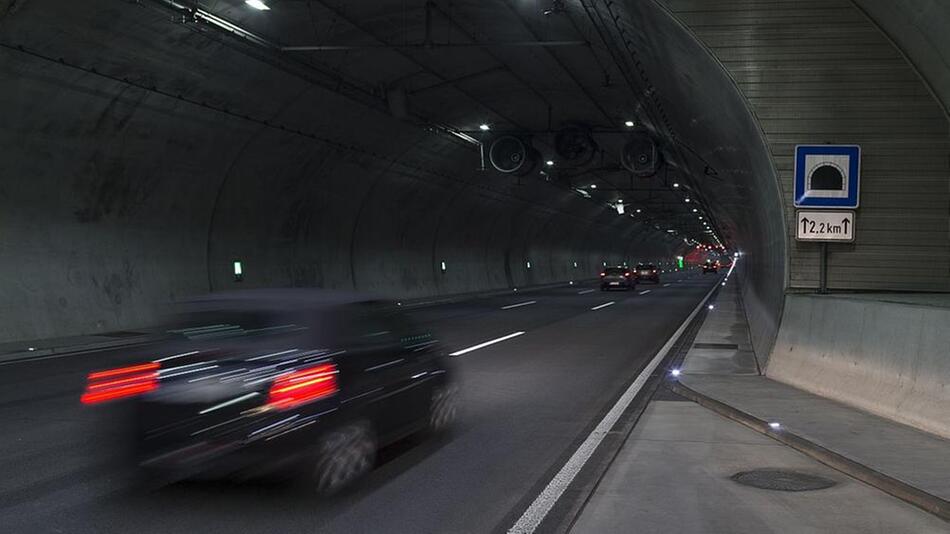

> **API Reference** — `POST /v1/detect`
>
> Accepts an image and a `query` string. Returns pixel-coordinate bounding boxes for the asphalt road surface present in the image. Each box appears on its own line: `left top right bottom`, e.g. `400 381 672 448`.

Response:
0 271 719 533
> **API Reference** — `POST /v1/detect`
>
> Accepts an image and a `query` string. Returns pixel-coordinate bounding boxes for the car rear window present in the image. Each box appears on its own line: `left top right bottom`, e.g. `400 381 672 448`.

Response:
605 268 624 275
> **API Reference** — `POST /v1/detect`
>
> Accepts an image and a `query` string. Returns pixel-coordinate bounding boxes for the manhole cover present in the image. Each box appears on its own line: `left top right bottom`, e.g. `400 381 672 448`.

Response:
731 469 836 492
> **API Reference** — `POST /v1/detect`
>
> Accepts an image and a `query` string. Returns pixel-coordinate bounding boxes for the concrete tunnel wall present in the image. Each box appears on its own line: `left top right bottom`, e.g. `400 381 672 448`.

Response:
0 0 685 343
618 1 789 363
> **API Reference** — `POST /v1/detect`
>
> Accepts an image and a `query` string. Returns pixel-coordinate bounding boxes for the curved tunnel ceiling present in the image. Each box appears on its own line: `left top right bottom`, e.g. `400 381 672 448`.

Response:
0 0 784 344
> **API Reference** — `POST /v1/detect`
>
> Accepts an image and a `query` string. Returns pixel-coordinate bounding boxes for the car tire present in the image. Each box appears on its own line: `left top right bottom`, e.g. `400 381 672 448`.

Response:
429 384 459 433
312 421 376 496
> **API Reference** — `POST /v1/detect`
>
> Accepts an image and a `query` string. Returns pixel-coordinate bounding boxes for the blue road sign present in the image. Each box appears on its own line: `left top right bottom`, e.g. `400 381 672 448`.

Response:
793 145 861 208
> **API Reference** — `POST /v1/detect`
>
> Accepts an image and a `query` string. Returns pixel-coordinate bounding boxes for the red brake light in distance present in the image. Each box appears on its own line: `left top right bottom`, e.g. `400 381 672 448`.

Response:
267 363 339 410
81 362 160 404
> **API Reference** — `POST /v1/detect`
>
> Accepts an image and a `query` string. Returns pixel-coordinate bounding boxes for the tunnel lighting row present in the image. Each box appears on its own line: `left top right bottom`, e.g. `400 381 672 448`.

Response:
433 258 693 275
245 0 270 10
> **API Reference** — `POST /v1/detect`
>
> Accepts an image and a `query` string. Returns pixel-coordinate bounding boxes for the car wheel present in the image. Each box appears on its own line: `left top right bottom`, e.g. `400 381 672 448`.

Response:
313 421 376 496
429 384 459 433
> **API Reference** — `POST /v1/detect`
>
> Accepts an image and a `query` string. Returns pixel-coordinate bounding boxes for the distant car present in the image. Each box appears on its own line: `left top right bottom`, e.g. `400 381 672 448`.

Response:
635 263 660 283
600 266 636 291
81 290 456 495
703 260 720 274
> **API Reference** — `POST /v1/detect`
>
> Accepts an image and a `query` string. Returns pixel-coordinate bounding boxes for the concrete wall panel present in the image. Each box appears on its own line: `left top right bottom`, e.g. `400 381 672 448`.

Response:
768 295 950 439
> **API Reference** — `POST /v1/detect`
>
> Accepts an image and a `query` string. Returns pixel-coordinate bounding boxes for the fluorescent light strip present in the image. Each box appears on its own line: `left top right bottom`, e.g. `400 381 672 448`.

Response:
590 301 615 311
245 0 270 10
450 331 525 356
501 300 537 310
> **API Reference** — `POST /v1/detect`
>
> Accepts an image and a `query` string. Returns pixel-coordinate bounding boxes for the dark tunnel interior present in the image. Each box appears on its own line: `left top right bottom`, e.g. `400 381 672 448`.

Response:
3 1 950 532
0 0 785 355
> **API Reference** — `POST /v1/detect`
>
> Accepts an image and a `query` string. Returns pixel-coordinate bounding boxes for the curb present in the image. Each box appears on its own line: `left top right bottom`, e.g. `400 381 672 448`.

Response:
669 380 950 522
0 336 166 365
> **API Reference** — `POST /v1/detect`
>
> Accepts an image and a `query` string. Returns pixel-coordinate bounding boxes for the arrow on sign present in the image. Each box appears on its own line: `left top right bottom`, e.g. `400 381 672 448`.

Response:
801 217 810 234
842 218 850 233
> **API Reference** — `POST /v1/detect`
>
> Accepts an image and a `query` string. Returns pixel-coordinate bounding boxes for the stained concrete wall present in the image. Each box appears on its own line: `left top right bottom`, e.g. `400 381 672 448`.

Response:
0 0 682 342
767 295 950 439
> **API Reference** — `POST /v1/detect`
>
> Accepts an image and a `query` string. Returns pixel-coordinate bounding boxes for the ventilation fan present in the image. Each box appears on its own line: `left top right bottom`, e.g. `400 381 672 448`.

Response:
488 135 539 176
620 131 660 177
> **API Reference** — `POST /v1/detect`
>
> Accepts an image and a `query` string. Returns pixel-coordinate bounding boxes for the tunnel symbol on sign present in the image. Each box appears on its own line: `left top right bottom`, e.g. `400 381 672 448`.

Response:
804 154 850 199
810 165 843 190
793 145 860 208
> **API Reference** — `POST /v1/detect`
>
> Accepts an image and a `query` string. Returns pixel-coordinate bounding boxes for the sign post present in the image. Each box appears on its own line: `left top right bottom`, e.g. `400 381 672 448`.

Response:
793 145 861 294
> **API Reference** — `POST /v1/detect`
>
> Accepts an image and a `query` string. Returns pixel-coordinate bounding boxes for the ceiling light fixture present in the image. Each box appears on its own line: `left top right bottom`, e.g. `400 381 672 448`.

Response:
624 120 635 127
479 123 491 131
245 0 271 10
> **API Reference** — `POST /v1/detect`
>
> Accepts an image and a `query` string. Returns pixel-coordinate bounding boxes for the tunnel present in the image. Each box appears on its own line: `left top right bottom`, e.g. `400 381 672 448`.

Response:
1 1 949 532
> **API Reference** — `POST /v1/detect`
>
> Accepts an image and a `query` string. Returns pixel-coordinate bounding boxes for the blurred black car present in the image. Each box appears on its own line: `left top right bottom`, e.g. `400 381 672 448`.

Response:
81 290 456 495
600 266 636 291
703 260 720 274
635 263 660 283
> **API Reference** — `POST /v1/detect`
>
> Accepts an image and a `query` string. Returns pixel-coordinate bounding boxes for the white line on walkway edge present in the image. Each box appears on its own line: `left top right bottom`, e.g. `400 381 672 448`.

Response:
508 280 720 534
577 289 596 295
449 331 526 357
590 301 614 311
639 289 651 295
501 300 537 310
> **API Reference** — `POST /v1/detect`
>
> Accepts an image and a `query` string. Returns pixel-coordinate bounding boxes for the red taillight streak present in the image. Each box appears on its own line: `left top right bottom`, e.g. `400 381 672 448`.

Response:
85 373 157 391
267 364 339 410
81 362 160 405
81 382 157 404
87 362 159 380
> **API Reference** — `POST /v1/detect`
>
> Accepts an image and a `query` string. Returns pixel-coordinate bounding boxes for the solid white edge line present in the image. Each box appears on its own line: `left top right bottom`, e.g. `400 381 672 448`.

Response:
502 300 537 310
507 279 720 534
449 331 526 357
589 301 615 311
639 289 651 295
577 289 596 295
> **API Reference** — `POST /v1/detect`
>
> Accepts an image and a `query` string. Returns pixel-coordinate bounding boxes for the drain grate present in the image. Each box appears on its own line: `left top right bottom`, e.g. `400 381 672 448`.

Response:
693 342 739 350
731 469 836 492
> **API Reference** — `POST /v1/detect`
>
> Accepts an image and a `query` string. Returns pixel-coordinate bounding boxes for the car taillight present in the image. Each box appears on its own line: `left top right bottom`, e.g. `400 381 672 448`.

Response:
652 270 657 273
267 363 339 410
81 362 160 404
600 272 605 277
624 272 631 277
